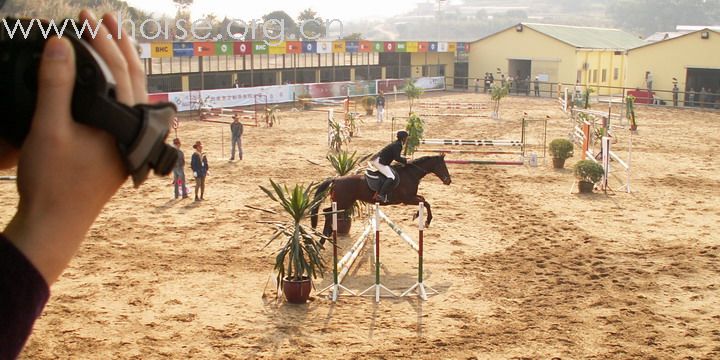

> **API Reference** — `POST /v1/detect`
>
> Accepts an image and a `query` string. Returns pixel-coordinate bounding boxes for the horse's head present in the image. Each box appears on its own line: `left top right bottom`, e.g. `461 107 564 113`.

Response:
411 154 452 185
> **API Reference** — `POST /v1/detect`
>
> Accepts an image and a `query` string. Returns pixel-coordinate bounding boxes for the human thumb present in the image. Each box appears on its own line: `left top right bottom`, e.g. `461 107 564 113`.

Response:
31 37 76 134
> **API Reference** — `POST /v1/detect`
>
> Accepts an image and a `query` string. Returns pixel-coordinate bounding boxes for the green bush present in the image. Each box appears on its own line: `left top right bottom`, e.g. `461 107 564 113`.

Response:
549 138 574 160
573 160 604 183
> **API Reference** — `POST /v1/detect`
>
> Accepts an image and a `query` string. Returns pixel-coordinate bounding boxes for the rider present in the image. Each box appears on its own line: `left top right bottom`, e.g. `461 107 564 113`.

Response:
371 130 409 203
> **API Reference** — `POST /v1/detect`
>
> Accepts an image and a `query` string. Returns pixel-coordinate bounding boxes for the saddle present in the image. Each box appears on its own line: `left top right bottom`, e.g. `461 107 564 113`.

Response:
364 163 400 193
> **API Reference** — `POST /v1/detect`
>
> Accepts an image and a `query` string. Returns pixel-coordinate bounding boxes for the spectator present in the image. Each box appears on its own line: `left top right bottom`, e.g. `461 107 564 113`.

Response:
688 88 696 107
376 91 385 123
229 115 243 161
699 87 708 108
672 83 679 107
172 138 189 199
191 141 209 201
534 76 541 96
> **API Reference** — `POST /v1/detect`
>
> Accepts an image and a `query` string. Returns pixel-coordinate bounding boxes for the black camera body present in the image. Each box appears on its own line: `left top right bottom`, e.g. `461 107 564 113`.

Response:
0 17 177 186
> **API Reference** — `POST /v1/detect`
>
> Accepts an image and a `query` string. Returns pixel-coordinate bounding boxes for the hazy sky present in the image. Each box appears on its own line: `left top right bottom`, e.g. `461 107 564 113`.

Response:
124 0 423 21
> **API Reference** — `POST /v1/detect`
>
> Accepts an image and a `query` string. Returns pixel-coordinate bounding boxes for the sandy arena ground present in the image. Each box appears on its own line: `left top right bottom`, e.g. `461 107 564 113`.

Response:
2 91 719 359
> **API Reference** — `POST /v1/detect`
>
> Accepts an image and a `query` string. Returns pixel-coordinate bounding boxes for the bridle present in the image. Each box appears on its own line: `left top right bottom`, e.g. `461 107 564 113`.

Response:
408 157 451 184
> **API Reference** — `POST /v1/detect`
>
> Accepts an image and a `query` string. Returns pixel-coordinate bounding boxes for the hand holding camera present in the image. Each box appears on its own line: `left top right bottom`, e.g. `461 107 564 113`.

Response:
2 10 164 284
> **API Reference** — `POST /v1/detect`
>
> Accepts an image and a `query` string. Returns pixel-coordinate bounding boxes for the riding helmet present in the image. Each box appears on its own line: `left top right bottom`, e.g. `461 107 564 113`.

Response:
397 130 409 140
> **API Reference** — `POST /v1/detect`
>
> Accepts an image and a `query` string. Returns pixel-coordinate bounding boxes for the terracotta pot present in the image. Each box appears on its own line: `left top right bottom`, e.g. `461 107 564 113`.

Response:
552 157 566 169
578 180 595 193
282 277 312 304
336 216 352 235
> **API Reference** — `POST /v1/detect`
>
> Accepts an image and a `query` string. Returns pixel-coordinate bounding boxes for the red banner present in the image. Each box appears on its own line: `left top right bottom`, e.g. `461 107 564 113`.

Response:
359 41 372 52
286 41 302 54
383 41 396 52
417 42 429 52
193 42 214 56
148 93 169 103
233 41 252 55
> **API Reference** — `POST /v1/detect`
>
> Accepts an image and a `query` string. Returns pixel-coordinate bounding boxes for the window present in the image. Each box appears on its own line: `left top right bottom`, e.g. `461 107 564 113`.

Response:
602 69 607 82
592 69 598 83
577 70 582 82
613 68 619 80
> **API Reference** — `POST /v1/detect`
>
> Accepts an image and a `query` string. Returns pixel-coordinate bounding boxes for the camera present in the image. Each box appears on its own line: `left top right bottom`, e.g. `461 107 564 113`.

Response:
0 17 177 187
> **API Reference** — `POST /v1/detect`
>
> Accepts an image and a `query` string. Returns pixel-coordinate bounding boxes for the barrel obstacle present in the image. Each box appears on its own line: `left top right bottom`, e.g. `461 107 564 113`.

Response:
570 108 632 193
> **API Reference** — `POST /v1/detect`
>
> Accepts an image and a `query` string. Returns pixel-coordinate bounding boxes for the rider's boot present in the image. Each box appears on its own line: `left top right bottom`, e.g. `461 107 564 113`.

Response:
376 178 394 203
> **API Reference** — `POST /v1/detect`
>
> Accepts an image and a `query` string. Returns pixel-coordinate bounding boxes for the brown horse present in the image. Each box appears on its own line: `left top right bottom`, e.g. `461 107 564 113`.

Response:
311 154 452 237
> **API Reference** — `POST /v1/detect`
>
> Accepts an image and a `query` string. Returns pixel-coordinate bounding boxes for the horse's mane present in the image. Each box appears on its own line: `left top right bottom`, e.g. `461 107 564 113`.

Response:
409 155 439 164
389 155 443 172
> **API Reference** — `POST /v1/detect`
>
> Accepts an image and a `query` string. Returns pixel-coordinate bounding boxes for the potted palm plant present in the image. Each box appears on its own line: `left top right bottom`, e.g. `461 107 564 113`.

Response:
548 138 574 169
260 180 329 304
361 96 376 115
326 150 372 234
573 160 604 193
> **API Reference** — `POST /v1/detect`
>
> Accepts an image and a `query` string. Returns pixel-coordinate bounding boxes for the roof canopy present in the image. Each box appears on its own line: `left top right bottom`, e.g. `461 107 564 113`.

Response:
522 23 646 50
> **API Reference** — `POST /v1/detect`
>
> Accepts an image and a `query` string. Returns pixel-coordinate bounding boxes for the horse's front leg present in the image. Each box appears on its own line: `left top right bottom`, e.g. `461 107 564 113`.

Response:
409 195 433 227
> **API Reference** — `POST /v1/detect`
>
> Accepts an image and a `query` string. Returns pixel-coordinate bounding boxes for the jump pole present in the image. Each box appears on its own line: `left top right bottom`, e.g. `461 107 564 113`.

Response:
417 149 522 155
420 139 523 146
359 203 398 302
317 202 357 301
401 202 437 300
446 159 524 166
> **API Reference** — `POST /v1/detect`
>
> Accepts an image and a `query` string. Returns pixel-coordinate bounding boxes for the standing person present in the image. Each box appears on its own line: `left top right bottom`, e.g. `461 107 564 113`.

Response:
699 87 708 108
645 71 654 104
488 72 495 91
500 74 506 87
534 76 541 96
0 11 149 358
688 88 696 107
191 141 209 201
474 78 480 93
376 91 385 123
229 114 243 161
172 138 189 199
672 83 679 107
370 131 409 203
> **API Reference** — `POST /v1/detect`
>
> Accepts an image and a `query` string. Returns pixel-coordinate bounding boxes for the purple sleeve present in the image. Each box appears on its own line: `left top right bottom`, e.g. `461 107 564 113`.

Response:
0 234 50 359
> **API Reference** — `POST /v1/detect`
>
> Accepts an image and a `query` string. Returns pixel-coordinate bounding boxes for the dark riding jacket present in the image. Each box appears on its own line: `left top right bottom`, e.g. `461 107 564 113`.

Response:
376 140 407 166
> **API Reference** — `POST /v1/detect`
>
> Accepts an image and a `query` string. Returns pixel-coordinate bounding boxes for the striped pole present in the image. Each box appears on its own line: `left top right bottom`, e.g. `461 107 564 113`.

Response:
445 159 524 166
417 149 522 155
316 202 358 300
420 139 523 146
377 210 419 251
400 202 438 300
337 224 372 284
359 203 397 302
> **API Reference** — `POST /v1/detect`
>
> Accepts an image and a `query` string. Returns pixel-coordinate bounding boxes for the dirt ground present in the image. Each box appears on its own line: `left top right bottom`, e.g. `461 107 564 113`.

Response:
3 91 719 359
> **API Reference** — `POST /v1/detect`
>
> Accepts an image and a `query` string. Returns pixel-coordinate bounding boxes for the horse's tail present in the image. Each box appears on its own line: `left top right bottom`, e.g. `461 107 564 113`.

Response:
310 178 334 229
